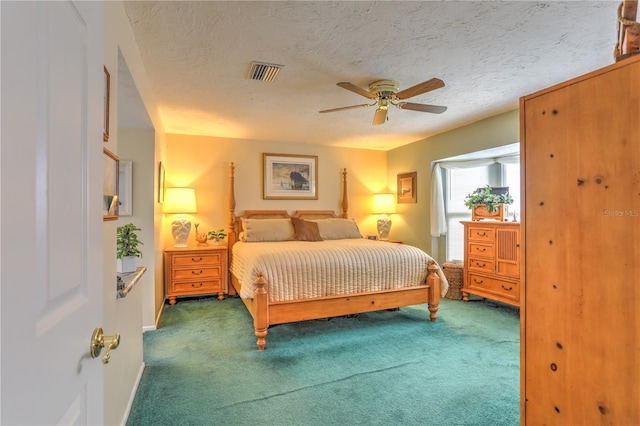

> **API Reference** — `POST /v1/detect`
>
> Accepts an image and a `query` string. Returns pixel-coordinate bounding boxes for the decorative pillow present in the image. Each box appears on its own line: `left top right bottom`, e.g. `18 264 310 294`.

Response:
291 217 323 242
312 218 362 240
241 218 295 242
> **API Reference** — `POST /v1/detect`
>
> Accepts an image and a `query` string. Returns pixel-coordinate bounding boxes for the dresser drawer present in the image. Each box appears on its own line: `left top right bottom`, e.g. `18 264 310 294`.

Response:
172 266 221 281
468 257 494 274
468 242 494 258
172 279 224 294
467 227 495 242
172 253 221 267
468 273 519 301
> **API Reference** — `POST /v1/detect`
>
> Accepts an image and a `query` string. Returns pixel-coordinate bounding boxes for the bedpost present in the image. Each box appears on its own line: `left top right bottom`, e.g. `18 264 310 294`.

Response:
341 168 349 218
228 162 237 249
254 273 269 350
427 261 441 322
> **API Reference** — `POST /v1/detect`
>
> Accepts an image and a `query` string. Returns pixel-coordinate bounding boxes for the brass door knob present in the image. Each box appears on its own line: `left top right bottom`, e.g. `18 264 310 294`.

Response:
90 327 121 364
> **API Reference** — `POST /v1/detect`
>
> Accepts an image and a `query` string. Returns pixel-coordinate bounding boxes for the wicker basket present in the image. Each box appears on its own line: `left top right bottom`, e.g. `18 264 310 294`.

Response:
442 262 464 300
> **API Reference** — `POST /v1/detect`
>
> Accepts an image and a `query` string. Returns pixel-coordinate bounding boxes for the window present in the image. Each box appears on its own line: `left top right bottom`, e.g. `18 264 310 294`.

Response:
445 166 491 261
436 144 520 262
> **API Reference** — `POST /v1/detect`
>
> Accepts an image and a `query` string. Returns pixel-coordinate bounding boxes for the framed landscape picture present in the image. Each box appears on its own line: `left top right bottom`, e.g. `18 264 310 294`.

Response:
263 153 318 200
397 171 417 203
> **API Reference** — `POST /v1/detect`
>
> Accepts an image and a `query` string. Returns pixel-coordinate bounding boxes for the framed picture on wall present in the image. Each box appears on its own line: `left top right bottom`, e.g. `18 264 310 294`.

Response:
397 171 417 203
158 161 166 203
263 153 318 200
103 66 110 142
103 148 119 220
119 160 132 216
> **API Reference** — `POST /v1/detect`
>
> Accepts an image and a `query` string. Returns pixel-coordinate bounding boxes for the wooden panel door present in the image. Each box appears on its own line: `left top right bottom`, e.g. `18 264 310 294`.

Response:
1 2 105 424
520 55 639 425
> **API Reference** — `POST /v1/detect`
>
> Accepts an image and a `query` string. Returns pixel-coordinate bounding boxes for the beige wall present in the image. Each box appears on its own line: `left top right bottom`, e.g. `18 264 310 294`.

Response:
118 128 157 330
387 109 520 262
164 134 388 245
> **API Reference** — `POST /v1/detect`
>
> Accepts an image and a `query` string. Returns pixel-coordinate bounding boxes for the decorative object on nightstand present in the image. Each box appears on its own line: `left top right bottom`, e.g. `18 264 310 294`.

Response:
163 187 197 247
194 223 208 246
207 229 227 246
372 193 396 240
164 246 228 304
116 223 143 273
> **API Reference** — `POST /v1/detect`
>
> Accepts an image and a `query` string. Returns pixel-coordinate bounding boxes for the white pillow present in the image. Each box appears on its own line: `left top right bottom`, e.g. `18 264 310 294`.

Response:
312 218 362 240
241 218 295 242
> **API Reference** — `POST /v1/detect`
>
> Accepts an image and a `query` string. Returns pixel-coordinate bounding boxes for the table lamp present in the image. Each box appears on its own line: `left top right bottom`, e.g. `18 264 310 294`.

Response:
163 187 197 247
372 193 396 240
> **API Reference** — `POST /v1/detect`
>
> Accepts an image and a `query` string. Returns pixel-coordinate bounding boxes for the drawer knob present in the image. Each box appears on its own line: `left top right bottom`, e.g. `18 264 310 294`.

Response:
473 278 484 284
477 231 487 237
191 270 203 275
501 284 513 291
192 282 203 288
476 247 487 252
475 262 486 267
191 257 203 262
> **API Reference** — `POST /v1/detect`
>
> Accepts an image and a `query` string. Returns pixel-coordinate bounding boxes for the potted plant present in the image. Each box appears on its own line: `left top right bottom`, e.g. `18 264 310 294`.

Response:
464 185 514 221
207 228 227 245
117 223 143 273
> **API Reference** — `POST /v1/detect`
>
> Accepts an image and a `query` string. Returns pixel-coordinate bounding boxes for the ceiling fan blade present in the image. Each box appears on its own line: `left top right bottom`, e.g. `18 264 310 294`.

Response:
395 78 445 100
397 102 447 114
372 107 388 125
319 103 374 113
337 82 377 99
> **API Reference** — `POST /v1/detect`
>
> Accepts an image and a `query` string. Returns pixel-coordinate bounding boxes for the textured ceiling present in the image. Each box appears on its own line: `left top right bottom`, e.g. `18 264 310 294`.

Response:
123 1 620 150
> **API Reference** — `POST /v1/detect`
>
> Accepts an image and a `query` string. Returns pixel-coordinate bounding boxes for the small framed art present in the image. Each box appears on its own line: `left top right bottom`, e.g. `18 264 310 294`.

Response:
103 148 119 220
397 171 417 204
103 66 110 142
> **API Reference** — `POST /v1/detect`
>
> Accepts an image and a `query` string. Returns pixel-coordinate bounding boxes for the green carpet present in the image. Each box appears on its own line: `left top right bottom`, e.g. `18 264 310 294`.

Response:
127 297 519 426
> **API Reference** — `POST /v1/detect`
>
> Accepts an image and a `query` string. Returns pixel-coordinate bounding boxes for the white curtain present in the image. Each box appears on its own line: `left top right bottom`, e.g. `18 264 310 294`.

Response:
430 154 519 237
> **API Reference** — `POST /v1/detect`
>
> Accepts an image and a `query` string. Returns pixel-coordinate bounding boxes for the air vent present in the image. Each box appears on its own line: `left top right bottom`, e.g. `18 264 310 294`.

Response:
247 62 283 82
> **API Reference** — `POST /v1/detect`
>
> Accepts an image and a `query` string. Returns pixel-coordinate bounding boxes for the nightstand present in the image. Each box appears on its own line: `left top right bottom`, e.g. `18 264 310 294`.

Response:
164 246 228 305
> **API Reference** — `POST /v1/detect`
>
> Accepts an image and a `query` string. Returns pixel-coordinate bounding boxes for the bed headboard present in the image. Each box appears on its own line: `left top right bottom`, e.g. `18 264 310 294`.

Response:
227 163 349 252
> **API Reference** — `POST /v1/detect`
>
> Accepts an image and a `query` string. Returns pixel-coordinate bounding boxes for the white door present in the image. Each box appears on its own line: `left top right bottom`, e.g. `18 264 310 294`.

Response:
1 2 105 424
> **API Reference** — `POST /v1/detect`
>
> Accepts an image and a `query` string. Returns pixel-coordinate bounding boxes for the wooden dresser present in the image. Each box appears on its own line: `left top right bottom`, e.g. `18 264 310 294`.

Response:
462 220 520 307
164 246 228 305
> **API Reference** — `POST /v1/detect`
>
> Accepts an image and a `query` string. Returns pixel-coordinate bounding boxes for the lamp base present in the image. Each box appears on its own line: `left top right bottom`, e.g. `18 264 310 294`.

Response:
377 215 392 241
171 217 192 247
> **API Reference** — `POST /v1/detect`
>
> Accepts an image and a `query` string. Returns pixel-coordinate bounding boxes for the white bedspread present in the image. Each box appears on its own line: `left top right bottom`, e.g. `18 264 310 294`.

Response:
231 239 448 302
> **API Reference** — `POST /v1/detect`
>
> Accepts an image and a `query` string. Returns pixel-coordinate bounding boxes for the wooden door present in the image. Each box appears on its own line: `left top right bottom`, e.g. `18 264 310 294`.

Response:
520 56 640 424
1 2 105 424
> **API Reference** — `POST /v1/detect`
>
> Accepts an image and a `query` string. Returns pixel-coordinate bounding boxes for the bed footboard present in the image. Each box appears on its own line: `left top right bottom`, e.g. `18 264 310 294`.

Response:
249 262 442 350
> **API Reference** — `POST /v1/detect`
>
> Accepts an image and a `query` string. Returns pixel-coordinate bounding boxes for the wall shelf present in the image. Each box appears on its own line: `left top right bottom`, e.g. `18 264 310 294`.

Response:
117 266 147 298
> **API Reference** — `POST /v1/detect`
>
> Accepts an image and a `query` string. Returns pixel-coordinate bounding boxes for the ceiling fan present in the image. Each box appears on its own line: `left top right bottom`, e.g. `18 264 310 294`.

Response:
319 78 447 125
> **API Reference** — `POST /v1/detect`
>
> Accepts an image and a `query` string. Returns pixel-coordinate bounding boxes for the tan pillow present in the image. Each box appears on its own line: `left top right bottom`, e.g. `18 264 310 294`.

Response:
312 218 362 240
291 217 323 242
241 218 295 242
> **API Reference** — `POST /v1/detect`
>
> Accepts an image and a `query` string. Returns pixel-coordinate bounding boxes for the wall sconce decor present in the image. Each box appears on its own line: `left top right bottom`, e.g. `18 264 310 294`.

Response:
372 193 396 240
163 187 198 247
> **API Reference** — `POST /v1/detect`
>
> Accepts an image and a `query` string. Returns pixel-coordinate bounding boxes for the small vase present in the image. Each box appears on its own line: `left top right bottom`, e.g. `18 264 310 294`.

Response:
117 256 136 273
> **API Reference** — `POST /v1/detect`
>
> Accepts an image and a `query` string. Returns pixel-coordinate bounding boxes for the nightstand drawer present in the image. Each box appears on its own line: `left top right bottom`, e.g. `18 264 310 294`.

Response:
468 243 494 258
468 273 519 301
172 253 221 267
172 266 221 281
172 279 224 294
467 227 495 242
468 257 494 274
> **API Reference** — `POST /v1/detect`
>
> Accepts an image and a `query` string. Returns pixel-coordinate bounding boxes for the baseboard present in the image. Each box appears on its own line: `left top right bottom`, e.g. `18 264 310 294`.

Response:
142 302 165 332
121 362 145 426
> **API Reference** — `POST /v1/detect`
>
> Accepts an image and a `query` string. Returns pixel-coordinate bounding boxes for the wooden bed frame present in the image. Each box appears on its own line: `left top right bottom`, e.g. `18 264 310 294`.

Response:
226 162 441 349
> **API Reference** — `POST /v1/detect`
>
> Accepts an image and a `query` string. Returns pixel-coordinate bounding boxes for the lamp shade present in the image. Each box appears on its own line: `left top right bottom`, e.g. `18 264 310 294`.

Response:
372 193 396 214
163 187 197 214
